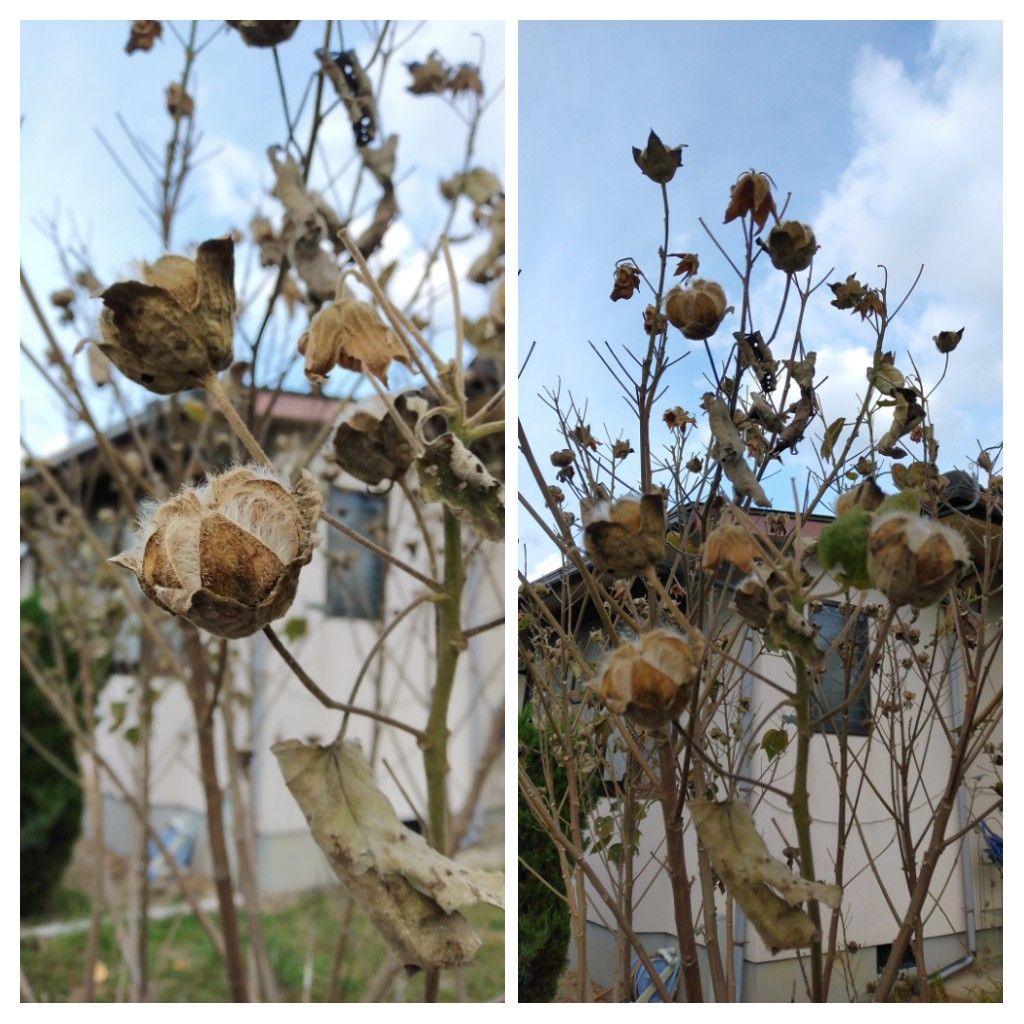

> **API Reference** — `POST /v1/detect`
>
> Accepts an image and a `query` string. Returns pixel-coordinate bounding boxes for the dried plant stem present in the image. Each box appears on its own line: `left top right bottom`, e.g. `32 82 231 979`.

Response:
792 657 824 1001
263 624 425 740
203 373 272 466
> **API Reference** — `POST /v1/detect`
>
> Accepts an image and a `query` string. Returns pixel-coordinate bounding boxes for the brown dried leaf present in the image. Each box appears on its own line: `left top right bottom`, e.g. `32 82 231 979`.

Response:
125 21 161 55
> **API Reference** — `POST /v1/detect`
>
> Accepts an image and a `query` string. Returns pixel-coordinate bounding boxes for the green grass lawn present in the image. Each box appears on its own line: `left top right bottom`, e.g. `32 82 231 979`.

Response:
21 887 504 1002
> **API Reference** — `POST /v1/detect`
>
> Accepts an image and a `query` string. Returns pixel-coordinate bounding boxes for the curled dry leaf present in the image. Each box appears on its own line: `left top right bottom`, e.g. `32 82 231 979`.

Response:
417 433 504 541
587 628 704 730
673 253 699 281
773 387 816 455
87 343 112 387
273 738 503 971
165 82 194 119
332 393 427 486
876 388 925 458
610 263 641 302
467 197 504 284
319 49 378 148
110 467 321 639
583 492 666 575
448 63 484 96
298 294 409 387
360 135 398 186
702 394 770 506
125 21 161 55
691 799 842 954
351 185 399 263
98 237 235 395
440 168 503 207
226 21 300 48
735 331 779 393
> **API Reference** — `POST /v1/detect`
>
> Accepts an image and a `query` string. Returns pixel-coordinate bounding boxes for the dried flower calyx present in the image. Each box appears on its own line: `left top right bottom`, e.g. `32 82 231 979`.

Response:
226 21 300 48
298 291 409 387
583 492 666 575
766 221 817 274
610 263 642 302
867 510 969 608
111 467 322 639
125 21 161 54
631 130 686 184
332 393 427 486
933 327 965 354
587 628 704 730
666 279 730 341
724 172 776 231
98 237 235 395
166 82 194 119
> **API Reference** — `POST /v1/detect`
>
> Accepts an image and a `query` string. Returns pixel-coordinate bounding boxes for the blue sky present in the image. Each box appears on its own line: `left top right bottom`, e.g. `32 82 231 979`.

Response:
20 19 504 456
518 21 1002 577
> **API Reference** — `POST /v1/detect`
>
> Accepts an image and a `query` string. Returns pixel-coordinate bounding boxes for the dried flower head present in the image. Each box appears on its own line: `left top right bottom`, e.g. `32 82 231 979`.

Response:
98 237 235 394
673 253 699 281
125 21 162 55
584 492 665 575
226 21 300 48
587 628 704 729
111 467 322 639
666 279 729 340
406 52 451 95
766 221 818 274
724 172 776 230
610 264 641 302
933 327 965 354
298 296 409 387
448 63 483 96
165 82 194 119
332 393 426 486
50 288 75 322
867 511 970 608
701 524 757 573
550 449 575 468
663 406 697 431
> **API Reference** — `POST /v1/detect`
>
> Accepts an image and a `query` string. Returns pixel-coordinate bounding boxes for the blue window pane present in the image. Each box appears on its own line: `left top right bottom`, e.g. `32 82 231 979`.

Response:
811 604 871 736
325 488 386 620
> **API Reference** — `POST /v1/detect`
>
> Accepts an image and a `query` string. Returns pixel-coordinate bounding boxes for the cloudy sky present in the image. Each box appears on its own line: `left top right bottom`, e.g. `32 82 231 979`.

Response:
518 20 1002 577
20 19 504 456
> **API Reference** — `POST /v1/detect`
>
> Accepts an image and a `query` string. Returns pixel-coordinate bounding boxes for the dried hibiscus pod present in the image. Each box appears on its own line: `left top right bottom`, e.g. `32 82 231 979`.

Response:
724 171 776 230
933 327 965 354
610 264 641 302
125 21 161 54
226 21 300 48
701 524 757 573
406 52 450 95
587 628 704 729
631 130 686 185
298 295 409 387
111 466 322 639
766 221 817 274
666 279 729 340
165 82 194 119
583 492 665 575
98 237 235 395
867 511 969 608
332 393 427 486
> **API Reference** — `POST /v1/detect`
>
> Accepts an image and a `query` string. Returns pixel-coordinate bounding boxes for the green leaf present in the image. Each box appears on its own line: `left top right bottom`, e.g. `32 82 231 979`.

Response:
123 726 140 746
608 842 623 865
108 701 127 733
761 728 790 761
817 507 872 589
283 617 308 642
820 417 845 462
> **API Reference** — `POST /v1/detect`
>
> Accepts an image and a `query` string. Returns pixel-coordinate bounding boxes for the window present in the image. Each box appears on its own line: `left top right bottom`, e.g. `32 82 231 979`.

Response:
810 603 871 736
325 487 386 620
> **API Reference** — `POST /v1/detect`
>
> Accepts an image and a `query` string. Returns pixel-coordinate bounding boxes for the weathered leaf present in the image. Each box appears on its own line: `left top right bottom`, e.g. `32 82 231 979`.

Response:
416 433 504 541
283 617 307 642
820 417 845 463
691 799 841 954
761 728 789 761
274 738 503 971
701 394 770 506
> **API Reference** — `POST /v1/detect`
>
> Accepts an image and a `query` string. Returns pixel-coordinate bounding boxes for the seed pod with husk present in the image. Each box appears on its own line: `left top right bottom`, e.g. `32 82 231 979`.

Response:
933 327 965 354
226 21 300 47
332 393 427 486
666 280 729 341
867 511 969 608
98 237 235 395
701 524 757 573
587 628 704 730
766 221 818 273
110 466 321 639
583 492 666 575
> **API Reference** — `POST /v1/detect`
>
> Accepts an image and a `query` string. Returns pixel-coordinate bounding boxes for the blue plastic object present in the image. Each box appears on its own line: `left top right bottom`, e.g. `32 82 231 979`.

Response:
979 821 1002 870
631 947 682 1002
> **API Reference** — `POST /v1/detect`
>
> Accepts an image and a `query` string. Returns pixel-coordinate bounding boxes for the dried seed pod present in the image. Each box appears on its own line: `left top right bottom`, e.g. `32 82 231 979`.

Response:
332 393 427 486
125 21 161 54
298 297 409 387
933 327 965 354
701 524 757 573
583 492 665 575
165 82 194 119
550 449 574 468
673 253 699 281
448 64 484 97
226 21 300 47
110 466 322 639
98 237 236 395
724 172 776 230
610 264 641 302
666 279 729 340
867 511 970 608
587 628 704 729
406 52 450 95
766 221 818 274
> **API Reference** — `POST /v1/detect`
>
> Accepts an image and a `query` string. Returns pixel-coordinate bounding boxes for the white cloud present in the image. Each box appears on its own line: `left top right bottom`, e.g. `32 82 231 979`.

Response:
196 137 270 225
